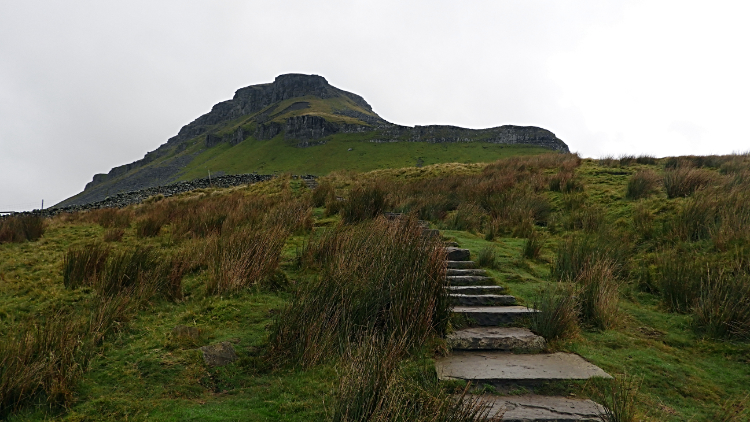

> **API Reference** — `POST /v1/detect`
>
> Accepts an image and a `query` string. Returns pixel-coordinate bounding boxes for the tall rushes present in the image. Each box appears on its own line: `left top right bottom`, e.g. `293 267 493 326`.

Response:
0 215 45 243
340 182 389 223
552 233 626 330
268 217 448 368
530 284 580 340
663 167 714 198
205 225 288 295
0 295 138 417
62 243 183 300
625 170 660 200
693 271 750 340
333 336 489 422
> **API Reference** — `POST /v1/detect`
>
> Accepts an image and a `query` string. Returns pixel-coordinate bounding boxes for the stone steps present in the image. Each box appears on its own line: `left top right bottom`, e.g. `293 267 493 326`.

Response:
436 352 612 387
447 260 477 269
447 285 506 295
447 275 495 286
450 294 517 306
453 306 538 326
446 268 487 276
467 394 605 421
447 327 545 352
435 237 609 420
445 247 471 261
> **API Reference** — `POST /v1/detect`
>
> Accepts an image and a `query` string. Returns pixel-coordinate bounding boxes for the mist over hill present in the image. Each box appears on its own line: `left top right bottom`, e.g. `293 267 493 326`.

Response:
57 74 568 208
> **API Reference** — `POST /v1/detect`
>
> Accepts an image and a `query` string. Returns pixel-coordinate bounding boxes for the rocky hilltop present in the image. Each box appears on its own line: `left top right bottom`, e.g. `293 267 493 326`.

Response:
56 74 569 208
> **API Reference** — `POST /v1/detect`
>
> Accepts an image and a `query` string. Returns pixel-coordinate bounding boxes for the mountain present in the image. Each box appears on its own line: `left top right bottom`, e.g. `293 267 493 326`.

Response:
56 74 569 207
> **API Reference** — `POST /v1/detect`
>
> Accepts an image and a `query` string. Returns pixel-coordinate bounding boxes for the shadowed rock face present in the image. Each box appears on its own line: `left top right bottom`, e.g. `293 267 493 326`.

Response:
61 73 569 208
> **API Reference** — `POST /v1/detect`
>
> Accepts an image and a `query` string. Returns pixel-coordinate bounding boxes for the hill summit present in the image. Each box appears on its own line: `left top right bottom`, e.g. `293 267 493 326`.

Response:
57 74 569 207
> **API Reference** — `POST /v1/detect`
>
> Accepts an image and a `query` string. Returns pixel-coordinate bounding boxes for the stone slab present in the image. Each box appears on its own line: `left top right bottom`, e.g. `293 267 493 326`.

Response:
447 260 476 269
448 285 507 295
447 268 487 276
436 352 612 385
453 306 538 326
448 327 545 352
447 327 545 353
445 247 471 261
468 394 605 421
450 294 517 306
447 275 494 286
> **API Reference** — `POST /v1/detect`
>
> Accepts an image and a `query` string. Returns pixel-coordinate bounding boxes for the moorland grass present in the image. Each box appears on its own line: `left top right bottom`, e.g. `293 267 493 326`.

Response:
3 153 750 421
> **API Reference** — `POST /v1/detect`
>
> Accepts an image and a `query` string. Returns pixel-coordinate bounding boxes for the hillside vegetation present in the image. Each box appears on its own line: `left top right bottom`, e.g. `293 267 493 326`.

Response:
2 152 750 421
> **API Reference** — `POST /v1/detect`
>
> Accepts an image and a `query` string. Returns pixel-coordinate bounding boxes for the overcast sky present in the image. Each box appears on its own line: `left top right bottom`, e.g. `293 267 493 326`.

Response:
1 1 748 211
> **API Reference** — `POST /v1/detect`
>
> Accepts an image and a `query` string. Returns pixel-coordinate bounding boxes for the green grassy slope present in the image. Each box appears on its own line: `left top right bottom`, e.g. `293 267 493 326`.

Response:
177 133 548 180
5 155 750 421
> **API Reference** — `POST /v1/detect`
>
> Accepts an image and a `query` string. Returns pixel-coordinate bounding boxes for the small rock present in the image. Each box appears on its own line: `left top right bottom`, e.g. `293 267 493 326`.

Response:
200 341 238 367
348 148 353 151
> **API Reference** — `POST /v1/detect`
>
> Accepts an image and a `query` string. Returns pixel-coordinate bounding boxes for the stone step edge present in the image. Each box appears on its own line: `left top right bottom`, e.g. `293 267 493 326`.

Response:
460 394 605 421
447 327 545 352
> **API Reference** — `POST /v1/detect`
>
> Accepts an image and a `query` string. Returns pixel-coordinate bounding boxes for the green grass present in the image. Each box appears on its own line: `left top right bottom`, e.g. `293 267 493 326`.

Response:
4 154 750 421
177 133 548 181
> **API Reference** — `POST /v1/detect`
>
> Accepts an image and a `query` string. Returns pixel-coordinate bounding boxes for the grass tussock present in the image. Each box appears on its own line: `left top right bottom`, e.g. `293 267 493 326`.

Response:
102 228 125 242
205 225 288 295
0 215 45 243
0 295 138 418
530 284 580 341
475 246 497 269
86 208 132 228
333 337 489 422
589 374 641 422
522 230 543 259
134 216 164 238
663 167 715 198
552 234 625 329
268 217 447 368
693 271 750 340
625 170 660 200
63 243 184 300
340 182 389 224
62 242 110 289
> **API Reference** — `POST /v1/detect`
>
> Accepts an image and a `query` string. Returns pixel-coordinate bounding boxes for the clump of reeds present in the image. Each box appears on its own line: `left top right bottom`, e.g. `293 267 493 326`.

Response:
268 217 447 368
476 245 497 269
63 242 110 289
693 271 750 340
0 294 138 418
339 182 390 223
552 233 626 329
312 180 335 208
653 250 705 313
589 374 641 422
333 336 490 422
0 215 45 243
631 203 655 240
87 208 132 228
576 259 620 330
103 228 125 242
663 167 714 198
529 284 579 340
134 216 164 238
444 203 485 232
635 155 657 165
62 243 183 300
205 225 288 295
522 230 543 259
549 171 583 193
625 170 660 200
